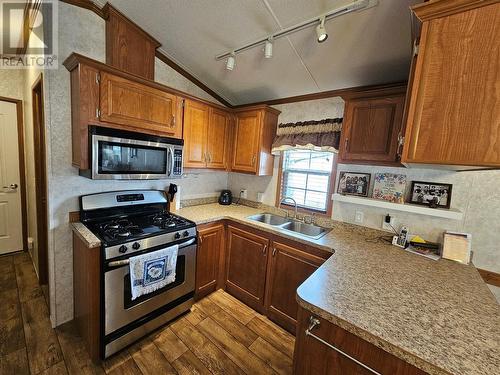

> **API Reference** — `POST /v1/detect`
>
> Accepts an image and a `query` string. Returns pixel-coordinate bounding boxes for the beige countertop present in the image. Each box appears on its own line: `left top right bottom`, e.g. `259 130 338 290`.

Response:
71 203 500 374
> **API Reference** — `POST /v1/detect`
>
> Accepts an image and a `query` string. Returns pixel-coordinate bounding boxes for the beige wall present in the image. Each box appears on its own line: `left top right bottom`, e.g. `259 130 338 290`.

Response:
228 97 500 301
44 2 229 326
0 70 24 99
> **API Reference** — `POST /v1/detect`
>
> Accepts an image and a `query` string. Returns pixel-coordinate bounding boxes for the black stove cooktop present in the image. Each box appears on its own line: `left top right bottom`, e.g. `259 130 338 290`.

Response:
89 211 194 245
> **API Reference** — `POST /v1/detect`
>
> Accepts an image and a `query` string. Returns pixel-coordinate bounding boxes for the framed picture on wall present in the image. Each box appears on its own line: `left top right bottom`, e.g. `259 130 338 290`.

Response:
409 181 453 209
372 173 407 203
337 172 371 197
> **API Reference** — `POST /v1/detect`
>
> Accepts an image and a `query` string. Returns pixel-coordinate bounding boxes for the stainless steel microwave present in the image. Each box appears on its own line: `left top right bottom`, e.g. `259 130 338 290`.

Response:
80 126 183 180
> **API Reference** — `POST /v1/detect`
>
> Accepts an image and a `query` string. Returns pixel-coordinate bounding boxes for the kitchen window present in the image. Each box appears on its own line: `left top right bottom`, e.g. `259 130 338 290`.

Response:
278 149 337 215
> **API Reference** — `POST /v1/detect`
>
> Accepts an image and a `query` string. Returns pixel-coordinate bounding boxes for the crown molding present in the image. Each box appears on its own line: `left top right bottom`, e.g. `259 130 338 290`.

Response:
411 0 498 22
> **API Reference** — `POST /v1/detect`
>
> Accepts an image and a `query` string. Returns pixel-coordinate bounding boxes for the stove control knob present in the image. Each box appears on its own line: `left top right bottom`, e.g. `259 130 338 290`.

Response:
183 231 189 237
174 232 181 239
132 242 140 250
119 245 128 254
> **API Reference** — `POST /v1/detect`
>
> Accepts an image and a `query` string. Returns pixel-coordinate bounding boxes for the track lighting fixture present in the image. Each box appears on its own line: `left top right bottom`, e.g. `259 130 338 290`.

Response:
264 38 273 58
226 53 235 70
215 0 376 66
316 17 328 43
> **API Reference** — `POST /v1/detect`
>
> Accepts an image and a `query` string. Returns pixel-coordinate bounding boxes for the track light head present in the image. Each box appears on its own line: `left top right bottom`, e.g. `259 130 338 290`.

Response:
226 53 236 70
316 17 328 43
264 38 273 58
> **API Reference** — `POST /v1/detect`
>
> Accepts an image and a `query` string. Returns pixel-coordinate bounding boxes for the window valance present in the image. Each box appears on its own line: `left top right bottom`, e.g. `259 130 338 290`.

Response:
271 118 342 155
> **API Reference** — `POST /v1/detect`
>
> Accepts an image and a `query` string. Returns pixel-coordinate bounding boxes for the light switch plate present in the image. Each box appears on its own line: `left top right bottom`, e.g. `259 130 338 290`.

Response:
355 211 364 223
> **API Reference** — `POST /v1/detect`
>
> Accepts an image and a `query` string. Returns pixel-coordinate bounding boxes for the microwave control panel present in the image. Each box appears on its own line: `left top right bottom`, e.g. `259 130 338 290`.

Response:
173 149 183 176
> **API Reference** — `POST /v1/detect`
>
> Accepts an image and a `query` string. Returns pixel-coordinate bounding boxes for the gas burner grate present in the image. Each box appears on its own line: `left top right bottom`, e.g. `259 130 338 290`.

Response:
99 220 145 239
151 213 187 229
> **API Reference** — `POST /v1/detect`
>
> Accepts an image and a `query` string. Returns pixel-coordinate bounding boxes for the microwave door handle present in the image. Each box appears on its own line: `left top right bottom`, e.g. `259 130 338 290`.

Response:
167 147 174 176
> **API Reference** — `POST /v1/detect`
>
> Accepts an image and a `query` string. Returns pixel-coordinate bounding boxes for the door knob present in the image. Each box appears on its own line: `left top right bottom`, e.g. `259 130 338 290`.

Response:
2 183 18 189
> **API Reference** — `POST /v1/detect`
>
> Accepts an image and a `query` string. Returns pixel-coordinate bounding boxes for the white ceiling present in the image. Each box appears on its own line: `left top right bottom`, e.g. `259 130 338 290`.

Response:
106 0 420 105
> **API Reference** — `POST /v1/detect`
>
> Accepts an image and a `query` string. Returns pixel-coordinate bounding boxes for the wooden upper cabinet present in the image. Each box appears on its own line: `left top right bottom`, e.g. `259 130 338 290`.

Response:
339 89 406 166
207 108 231 169
195 223 224 300
183 99 210 168
183 100 231 170
225 225 269 313
232 110 261 172
104 4 160 80
402 0 500 169
265 240 326 334
69 63 100 169
231 106 280 175
99 72 182 138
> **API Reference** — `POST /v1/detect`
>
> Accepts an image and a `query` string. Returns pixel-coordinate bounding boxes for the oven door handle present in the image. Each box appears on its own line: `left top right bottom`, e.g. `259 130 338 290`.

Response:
107 238 196 267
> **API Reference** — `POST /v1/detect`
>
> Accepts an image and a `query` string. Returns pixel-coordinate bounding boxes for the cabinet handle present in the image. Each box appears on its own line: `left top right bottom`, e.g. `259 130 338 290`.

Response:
272 248 276 257
396 132 405 161
305 316 381 375
344 138 349 152
252 155 256 166
171 115 176 127
199 236 203 246
262 244 267 255
207 152 211 163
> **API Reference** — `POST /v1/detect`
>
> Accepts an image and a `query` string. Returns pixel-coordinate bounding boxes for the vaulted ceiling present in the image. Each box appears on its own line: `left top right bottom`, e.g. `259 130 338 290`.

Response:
105 0 420 105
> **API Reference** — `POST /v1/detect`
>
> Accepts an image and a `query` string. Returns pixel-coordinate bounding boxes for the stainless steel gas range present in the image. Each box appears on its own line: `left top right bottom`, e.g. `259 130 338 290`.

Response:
80 190 196 359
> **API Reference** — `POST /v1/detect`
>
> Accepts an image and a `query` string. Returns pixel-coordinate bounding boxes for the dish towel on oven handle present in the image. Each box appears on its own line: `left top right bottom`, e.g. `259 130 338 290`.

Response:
129 244 178 300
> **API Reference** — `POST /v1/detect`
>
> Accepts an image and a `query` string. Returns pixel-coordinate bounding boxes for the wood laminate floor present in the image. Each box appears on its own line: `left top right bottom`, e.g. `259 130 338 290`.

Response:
0 252 295 375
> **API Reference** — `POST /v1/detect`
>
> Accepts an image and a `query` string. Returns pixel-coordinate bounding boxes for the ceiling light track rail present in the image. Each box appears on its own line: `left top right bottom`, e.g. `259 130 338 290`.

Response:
215 0 377 62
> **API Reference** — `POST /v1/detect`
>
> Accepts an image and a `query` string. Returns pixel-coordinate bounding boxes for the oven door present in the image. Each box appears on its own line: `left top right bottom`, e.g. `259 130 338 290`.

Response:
92 134 171 180
104 238 196 335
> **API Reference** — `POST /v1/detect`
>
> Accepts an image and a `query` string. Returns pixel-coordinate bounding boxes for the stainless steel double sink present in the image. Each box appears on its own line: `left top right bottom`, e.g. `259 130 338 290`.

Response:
246 213 330 239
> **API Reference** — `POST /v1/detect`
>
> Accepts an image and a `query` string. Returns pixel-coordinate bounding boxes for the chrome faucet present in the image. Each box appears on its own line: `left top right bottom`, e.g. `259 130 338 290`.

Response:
279 197 298 219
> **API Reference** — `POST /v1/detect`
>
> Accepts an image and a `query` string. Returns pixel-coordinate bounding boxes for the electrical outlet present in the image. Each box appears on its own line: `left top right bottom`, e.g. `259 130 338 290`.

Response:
382 214 396 231
354 211 364 223
240 189 248 199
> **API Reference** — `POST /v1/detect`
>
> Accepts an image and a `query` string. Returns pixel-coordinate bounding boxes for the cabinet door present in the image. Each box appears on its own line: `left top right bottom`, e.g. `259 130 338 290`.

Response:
183 99 209 168
293 308 427 375
340 95 405 165
99 72 181 137
71 64 100 169
206 108 231 170
265 241 325 333
231 111 261 173
195 224 224 299
403 3 500 167
225 225 269 312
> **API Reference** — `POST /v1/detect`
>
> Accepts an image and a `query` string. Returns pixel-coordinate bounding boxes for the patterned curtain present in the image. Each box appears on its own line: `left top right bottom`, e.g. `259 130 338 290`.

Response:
271 118 342 155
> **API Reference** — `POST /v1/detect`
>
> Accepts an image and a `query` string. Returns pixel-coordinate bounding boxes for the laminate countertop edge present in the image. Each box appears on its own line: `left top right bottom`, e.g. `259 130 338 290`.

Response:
71 222 101 248
295 275 451 375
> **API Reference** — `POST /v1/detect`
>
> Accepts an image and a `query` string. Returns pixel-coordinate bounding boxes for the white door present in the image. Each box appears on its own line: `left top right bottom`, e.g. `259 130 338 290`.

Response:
0 101 23 254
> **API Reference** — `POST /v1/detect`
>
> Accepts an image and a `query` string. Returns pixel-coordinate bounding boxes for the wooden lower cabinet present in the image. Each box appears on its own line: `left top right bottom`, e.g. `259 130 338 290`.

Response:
293 306 427 374
195 223 224 299
73 233 101 361
225 225 269 313
195 221 330 333
265 240 326 333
